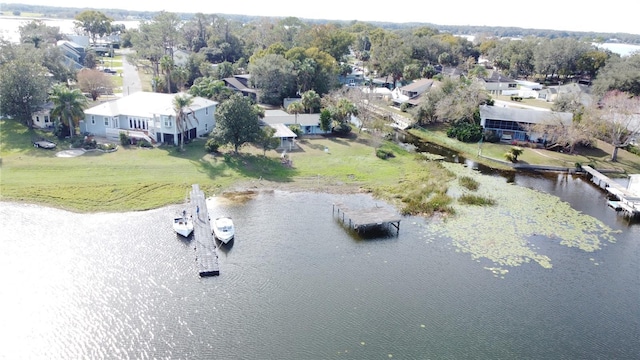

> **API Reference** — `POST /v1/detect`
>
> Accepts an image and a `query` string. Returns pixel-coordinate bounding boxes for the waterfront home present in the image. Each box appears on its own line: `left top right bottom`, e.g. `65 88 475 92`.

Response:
479 104 573 142
80 92 217 145
391 78 435 107
262 109 329 135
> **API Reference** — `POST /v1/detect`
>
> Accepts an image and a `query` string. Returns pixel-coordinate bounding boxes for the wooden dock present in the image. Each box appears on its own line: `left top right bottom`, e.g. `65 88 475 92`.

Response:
333 203 401 235
191 184 220 277
582 166 640 218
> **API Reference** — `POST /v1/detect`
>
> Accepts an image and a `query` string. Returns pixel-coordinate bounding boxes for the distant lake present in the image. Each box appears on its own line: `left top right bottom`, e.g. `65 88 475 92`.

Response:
594 42 640 56
0 16 139 43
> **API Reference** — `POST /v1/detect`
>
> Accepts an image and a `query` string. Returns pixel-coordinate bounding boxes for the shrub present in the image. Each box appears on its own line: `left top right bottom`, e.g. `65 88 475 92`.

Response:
138 139 152 148
288 124 302 137
333 122 352 135
459 176 479 191
446 122 483 143
98 143 117 151
376 148 394 159
459 194 495 206
204 138 220 153
504 146 523 162
119 132 130 146
70 137 84 148
627 144 640 156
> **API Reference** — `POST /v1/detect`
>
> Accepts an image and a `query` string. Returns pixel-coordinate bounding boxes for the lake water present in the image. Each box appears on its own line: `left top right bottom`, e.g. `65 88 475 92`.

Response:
1 169 638 359
0 17 139 43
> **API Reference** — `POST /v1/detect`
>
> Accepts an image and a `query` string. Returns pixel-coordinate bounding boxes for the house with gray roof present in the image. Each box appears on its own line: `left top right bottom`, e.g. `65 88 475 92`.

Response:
223 74 257 100
480 72 517 95
80 92 217 145
391 78 434 106
479 104 573 142
262 109 329 135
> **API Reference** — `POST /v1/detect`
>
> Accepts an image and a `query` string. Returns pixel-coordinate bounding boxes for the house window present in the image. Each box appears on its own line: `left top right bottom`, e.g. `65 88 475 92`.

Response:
164 117 172 127
36 116 40 123
91 116 95 125
129 118 133 128
44 115 49 123
205 107 208 115
104 117 109 126
205 123 208 131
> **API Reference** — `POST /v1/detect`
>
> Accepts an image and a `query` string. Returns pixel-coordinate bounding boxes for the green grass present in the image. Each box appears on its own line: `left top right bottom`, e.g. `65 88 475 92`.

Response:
0 120 442 212
409 125 640 175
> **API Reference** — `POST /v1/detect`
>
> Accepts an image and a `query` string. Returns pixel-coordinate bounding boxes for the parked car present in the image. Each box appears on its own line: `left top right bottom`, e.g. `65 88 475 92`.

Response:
103 68 117 74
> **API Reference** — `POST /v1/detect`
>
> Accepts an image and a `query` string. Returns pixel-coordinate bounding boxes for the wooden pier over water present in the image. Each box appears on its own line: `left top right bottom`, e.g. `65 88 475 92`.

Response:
333 203 401 235
582 166 640 218
191 184 220 277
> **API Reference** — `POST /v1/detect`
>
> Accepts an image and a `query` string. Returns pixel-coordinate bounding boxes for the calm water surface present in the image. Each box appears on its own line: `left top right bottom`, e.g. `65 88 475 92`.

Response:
1 174 639 359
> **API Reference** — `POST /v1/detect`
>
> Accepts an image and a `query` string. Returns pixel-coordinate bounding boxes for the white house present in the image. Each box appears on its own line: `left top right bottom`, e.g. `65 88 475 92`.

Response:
80 92 217 145
31 102 55 129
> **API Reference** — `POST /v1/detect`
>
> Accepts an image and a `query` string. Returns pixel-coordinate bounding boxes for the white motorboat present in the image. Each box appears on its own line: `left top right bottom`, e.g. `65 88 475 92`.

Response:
173 214 194 238
212 217 234 244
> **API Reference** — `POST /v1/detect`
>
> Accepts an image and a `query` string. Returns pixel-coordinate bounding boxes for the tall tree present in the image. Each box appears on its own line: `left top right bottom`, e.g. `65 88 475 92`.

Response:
0 43 51 128
74 10 113 45
248 54 297 106
584 90 640 161
50 84 89 139
213 93 262 153
173 94 198 151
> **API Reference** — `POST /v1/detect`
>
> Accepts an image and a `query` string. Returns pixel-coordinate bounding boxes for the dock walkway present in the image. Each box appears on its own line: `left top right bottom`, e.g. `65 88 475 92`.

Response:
582 166 640 218
333 203 401 234
191 184 220 277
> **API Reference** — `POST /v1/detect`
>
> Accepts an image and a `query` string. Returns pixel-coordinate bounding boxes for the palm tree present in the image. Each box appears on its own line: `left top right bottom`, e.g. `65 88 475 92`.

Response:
301 90 320 114
50 83 89 139
160 55 174 93
286 101 304 124
173 94 198 151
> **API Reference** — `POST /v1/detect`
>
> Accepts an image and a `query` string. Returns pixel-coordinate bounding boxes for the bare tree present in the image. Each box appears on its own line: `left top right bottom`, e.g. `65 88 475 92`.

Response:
584 90 640 161
77 68 114 101
528 113 593 153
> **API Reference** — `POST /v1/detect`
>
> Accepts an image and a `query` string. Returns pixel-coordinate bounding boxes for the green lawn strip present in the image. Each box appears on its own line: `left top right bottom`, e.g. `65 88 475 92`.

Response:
410 125 640 174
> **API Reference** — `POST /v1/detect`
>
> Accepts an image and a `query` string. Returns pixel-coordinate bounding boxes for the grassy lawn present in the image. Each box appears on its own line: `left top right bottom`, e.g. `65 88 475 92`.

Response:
409 125 640 174
0 120 433 212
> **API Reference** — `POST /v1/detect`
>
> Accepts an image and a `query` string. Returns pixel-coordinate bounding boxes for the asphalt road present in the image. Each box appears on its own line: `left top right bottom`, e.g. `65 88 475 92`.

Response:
118 48 143 95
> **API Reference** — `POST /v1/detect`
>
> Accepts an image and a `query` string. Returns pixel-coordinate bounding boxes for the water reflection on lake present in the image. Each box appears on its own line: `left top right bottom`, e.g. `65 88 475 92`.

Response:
1 169 638 359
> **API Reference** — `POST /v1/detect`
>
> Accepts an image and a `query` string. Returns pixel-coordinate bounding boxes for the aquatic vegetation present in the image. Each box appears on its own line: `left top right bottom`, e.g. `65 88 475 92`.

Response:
458 194 496 206
428 162 618 270
458 176 479 191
